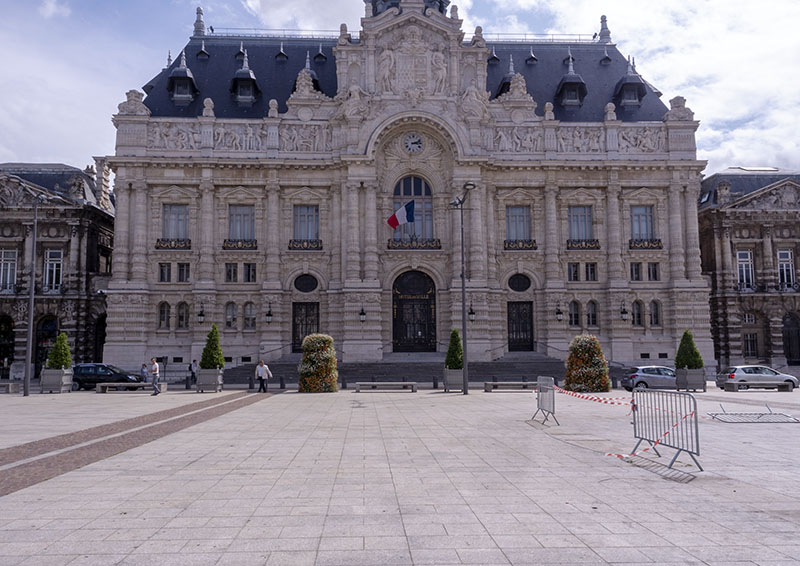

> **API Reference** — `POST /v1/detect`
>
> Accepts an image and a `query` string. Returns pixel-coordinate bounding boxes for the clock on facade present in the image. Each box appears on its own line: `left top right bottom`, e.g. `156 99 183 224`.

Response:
403 133 424 154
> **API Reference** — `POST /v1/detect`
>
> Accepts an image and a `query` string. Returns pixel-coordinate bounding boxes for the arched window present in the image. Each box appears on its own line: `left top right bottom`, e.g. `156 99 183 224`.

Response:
158 302 170 330
176 302 189 329
243 302 256 330
649 301 661 326
631 301 644 327
586 301 598 327
568 300 581 326
393 175 433 240
225 302 237 329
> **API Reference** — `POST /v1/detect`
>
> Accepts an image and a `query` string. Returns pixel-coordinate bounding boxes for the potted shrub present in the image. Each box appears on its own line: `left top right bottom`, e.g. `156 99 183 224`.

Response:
675 330 706 391
197 323 224 392
298 333 338 392
563 334 610 393
443 329 463 392
40 332 74 393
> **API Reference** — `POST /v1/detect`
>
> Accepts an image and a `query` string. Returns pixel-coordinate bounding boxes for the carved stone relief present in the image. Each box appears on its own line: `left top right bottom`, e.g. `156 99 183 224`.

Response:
555 127 605 153
149 122 202 150
279 124 332 152
461 79 489 120
617 126 666 153
376 26 449 96
494 127 543 152
739 186 800 210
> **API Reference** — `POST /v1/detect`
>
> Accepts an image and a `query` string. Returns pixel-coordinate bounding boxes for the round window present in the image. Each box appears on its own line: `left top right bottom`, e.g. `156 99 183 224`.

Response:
294 274 318 293
508 274 531 292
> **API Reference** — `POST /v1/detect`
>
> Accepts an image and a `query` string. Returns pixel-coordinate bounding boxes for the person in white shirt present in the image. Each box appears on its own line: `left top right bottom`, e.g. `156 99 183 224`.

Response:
149 357 161 396
255 360 272 393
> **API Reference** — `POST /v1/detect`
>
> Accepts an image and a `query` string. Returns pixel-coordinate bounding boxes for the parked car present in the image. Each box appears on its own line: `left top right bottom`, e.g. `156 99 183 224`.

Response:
715 366 798 390
71 363 142 391
621 366 677 391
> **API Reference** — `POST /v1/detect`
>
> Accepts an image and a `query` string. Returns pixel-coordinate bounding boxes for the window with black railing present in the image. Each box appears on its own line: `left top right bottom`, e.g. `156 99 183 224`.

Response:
290 205 322 250
504 205 536 250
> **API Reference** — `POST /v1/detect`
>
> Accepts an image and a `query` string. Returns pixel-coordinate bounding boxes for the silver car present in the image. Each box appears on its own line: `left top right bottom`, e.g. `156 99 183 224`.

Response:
621 366 676 391
715 366 798 390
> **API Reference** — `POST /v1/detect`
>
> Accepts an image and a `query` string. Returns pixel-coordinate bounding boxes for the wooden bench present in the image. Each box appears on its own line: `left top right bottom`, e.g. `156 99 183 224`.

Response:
484 381 536 392
723 381 793 392
355 382 417 392
0 381 20 394
96 382 169 393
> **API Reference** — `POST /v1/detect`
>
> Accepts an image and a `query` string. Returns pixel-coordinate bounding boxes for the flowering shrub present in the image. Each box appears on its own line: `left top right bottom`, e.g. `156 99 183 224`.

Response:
298 333 339 393
563 334 610 392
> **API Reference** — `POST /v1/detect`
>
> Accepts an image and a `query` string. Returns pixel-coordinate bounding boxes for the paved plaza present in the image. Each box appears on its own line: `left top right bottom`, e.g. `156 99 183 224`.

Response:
1 386 800 565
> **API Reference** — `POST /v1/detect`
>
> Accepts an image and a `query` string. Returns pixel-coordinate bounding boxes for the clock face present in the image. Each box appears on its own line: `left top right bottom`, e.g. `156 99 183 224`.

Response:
403 133 424 154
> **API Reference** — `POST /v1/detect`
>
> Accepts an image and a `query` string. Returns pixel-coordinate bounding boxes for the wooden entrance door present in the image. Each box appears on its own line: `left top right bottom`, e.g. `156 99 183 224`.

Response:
508 301 534 351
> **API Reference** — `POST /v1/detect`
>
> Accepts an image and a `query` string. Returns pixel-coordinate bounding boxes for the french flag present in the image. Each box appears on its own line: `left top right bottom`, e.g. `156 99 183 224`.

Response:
387 201 415 229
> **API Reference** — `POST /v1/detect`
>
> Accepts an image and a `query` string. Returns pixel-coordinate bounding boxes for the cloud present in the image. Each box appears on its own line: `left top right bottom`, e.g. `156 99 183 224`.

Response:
38 0 71 18
239 0 364 31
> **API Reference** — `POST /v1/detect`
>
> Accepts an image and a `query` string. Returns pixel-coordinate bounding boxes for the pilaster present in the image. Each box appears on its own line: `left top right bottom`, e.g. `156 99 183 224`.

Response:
129 181 148 283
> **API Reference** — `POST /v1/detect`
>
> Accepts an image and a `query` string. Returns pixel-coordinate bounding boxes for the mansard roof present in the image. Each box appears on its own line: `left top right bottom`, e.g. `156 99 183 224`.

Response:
0 163 99 207
699 167 800 209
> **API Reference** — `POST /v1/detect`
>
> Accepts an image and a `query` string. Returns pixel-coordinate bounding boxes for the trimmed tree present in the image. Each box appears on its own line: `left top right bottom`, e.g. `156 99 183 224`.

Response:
46 332 72 369
199 323 225 369
675 329 704 369
445 329 463 369
563 334 610 392
298 333 339 393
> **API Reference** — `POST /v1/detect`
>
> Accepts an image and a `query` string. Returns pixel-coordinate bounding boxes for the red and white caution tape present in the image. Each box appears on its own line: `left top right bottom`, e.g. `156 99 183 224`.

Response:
605 409 696 459
554 386 632 406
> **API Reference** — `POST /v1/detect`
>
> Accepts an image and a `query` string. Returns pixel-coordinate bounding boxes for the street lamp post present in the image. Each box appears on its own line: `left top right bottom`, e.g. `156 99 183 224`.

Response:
450 181 475 395
24 196 44 397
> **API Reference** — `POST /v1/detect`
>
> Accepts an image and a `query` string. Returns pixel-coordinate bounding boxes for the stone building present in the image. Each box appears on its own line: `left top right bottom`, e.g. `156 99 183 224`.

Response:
0 162 114 379
104 0 713 369
699 167 800 371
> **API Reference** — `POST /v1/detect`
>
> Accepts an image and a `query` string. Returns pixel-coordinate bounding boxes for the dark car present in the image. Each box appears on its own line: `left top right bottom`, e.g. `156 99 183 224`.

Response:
621 366 677 391
71 363 142 391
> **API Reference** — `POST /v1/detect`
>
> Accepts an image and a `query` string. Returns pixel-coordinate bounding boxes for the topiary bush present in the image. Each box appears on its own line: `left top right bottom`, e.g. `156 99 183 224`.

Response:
445 329 463 370
675 329 704 369
298 333 339 393
200 323 225 369
46 332 72 369
563 334 610 392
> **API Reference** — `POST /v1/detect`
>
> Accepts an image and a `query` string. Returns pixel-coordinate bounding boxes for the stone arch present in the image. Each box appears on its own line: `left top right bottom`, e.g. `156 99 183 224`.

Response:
366 112 465 160
283 267 328 294
783 313 800 365
392 269 437 352
383 262 446 293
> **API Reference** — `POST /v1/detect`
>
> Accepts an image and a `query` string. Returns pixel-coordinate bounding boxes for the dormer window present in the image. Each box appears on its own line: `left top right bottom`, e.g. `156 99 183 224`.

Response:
554 48 587 108
238 81 253 101
613 57 647 108
621 85 640 106
174 80 192 98
167 50 198 106
562 86 580 105
231 50 260 107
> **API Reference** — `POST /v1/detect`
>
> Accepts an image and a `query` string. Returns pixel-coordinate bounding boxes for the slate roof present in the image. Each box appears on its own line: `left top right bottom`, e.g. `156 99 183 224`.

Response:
142 34 668 122
0 163 98 206
699 167 800 209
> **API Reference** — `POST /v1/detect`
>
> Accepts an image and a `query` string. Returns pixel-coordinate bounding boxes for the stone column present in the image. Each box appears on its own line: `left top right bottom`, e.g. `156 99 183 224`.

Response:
112 183 130 280
668 182 686 281
684 179 703 279
467 183 485 280
486 187 497 282
331 187 342 286
197 180 215 284
543 185 560 286
265 183 281 285
605 183 623 282
364 183 378 281
345 182 361 281
721 226 733 291
68 224 80 291
762 225 775 288
130 181 148 283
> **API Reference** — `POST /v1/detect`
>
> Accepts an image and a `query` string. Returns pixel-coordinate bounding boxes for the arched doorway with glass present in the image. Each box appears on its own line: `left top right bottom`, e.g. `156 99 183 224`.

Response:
0 315 13 379
783 313 800 365
35 315 58 378
392 270 436 352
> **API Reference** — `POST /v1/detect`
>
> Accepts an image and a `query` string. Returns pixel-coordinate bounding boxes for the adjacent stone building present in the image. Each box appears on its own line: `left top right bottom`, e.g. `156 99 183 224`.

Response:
104 0 713 369
0 163 114 379
699 167 800 371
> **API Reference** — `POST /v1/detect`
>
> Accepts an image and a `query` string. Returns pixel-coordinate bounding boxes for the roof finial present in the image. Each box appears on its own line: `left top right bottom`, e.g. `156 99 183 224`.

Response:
305 51 311 70
194 6 205 36
242 49 250 70
567 46 575 74
632 57 637 72
318 43 324 54
167 50 173 66
239 41 244 53
201 40 206 51
179 49 187 69
508 54 515 74
599 15 612 44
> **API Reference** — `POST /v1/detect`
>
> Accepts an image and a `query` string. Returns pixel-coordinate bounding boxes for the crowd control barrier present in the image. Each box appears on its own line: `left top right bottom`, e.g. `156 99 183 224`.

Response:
631 389 702 470
531 376 559 425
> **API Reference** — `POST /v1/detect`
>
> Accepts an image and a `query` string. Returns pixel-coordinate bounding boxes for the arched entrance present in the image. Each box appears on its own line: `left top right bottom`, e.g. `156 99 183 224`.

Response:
35 316 58 378
783 313 800 365
94 314 107 362
0 315 13 379
392 270 436 352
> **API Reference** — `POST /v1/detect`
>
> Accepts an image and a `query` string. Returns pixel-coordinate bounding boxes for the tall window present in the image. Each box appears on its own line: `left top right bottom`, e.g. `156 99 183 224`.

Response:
0 249 16 290
243 302 256 330
649 301 661 326
293 205 319 240
778 250 795 287
631 301 644 326
506 206 531 240
225 263 238 283
158 302 171 330
163 204 189 240
647 262 660 281
159 263 171 283
228 205 255 240
630 262 642 281
568 301 581 326
586 301 598 326
225 302 237 329
176 302 189 329
743 333 758 358
568 206 592 240
737 250 754 288
177 263 190 283
393 176 433 240
44 249 62 291
585 263 597 282
243 263 257 283
630 205 654 240
567 263 580 282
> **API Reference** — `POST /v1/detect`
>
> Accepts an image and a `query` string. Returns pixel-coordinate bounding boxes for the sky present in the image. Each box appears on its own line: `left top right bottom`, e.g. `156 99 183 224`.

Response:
1 0 799 177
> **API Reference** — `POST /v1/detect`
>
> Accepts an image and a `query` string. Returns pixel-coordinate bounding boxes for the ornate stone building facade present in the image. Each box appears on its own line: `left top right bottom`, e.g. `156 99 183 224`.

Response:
104 0 713 368
699 168 800 372
0 163 114 379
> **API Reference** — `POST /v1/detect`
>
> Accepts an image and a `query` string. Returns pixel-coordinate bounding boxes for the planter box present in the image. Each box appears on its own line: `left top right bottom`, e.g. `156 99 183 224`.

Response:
676 368 706 392
443 368 463 392
40 368 73 394
196 369 223 393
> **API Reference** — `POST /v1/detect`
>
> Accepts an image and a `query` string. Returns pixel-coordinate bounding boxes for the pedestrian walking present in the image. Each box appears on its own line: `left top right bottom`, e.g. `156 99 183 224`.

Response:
255 360 272 393
140 363 148 383
190 359 198 384
149 357 161 396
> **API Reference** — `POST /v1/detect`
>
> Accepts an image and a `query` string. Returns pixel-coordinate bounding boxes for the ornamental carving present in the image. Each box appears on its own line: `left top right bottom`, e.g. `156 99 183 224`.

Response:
738 186 800 210
117 90 151 116
617 126 666 153
279 124 332 152
149 122 202 150
556 127 604 153
12 300 27 322
214 123 267 152
60 300 76 322
461 79 489 120
494 127 542 152
376 27 449 96
664 96 694 121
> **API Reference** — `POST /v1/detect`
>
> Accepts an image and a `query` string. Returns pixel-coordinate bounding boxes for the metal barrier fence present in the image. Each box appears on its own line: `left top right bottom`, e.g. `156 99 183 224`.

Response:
632 389 701 470
531 376 559 425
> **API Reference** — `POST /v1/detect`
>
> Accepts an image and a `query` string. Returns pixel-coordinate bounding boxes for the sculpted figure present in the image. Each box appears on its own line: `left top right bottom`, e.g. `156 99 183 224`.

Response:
431 46 447 94
377 48 396 94
494 129 511 151
462 79 487 119
280 126 297 151
202 98 215 117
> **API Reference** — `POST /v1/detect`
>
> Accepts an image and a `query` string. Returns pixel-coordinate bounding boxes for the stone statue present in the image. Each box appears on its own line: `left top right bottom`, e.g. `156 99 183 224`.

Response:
117 90 150 116
664 96 694 121
268 99 279 118
431 46 447 94
604 102 616 121
377 48 396 94
462 79 488 120
202 98 215 117
544 102 554 120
